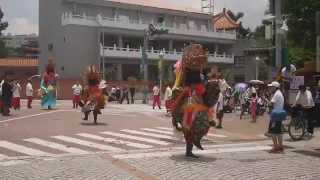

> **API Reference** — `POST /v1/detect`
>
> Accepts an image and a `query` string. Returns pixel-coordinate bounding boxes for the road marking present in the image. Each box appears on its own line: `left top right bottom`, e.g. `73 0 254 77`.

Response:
100 132 170 146
156 127 227 138
113 145 272 159
207 134 228 138
120 129 178 140
0 160 28 166
0 141 53 156
0 110 72 123
0 154 9 160
24 138 89 154
77 133 153 149
142 128 174 135
52 136 123 152
156 127 173 131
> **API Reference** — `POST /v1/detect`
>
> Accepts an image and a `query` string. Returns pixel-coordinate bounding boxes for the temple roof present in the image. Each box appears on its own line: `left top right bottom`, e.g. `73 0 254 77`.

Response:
213 8 240 30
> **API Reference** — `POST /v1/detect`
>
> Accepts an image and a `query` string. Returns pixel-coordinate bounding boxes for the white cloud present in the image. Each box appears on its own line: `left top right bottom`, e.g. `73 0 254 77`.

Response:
3 17 38 35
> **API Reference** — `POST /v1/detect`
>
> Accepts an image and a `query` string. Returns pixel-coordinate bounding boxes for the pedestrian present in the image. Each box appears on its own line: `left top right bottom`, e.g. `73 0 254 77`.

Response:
12 80 22 110
120 86 129 104
40 60 57 110
315 86 320 122
0 79 3 113
268 81 286 153
250 93 258 123
152 85 161 109
1 76 13 116
240 90 249 119
164 84 172 113
115 86 121 103
26 80 33 109
72 82 82 109
293 85 315 136
216 91 224 129
129 86 136 104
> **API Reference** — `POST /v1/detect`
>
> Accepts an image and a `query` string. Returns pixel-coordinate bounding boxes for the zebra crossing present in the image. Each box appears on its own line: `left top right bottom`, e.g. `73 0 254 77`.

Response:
0 127 228 166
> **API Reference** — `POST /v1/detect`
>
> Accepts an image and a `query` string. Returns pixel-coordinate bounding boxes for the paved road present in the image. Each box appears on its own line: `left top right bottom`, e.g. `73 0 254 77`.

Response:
0 100 319 179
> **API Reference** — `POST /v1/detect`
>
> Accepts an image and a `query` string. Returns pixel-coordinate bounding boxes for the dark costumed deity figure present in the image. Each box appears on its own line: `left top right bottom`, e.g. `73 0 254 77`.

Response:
80 65 106 124
171 44 220 158
40 60 58 109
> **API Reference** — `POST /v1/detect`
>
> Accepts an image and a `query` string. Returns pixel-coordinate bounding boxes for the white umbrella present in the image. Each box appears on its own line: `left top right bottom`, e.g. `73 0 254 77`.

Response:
249 80 264 85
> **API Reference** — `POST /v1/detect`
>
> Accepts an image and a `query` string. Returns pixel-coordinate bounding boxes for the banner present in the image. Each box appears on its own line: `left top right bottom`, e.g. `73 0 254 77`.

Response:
290 76 304 90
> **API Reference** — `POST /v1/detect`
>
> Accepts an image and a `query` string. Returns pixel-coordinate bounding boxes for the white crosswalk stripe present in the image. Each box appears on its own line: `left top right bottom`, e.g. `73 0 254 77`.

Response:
24 138 89 154
156 127 173 131
52 136 124 152
156 127 228 138
142 128 174 135
77 133 153 149
0 141 53 156
120 129 178 140
100 131 170 145
0 154 9 160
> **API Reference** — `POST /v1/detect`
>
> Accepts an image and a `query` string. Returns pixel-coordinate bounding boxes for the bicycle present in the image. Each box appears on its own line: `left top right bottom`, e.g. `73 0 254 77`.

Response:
287 106 308 141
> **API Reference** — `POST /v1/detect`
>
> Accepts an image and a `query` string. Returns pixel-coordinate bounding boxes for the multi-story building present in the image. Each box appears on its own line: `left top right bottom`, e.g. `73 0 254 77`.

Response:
39 0 237 82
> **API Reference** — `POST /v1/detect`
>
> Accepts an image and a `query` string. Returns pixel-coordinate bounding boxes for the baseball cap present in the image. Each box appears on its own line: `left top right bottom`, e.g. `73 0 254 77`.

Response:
268 81 280 88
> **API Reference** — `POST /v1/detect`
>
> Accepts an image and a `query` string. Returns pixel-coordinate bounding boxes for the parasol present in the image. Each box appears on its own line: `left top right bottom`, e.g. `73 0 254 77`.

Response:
234 83 247 92
249 80 264 85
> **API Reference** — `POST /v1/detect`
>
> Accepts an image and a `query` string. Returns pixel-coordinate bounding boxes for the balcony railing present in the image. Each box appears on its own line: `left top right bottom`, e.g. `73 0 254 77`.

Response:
61 12 237 40
100 45 234 64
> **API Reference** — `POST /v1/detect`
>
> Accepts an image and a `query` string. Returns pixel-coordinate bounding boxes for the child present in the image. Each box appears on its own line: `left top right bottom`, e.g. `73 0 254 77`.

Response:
250 93 257 123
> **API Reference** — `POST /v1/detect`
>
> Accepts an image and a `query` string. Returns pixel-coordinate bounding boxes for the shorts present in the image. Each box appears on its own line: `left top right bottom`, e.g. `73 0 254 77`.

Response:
268 121 282 135
216 110 224 119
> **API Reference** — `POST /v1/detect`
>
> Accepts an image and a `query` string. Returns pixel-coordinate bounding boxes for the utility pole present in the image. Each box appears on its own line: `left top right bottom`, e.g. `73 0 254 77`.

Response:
275 0 282 69
316 12 320 73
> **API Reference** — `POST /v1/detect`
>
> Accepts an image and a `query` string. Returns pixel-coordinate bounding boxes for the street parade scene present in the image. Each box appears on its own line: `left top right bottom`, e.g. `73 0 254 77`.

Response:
0 0 320 179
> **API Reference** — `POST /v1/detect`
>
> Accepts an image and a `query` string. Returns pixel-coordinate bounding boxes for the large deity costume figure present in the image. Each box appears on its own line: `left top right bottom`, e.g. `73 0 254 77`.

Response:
80 65 106 124
172 44 220 158
40 60 58 109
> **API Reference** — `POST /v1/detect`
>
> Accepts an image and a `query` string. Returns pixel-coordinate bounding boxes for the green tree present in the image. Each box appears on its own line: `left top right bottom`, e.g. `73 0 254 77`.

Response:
0 7 9 58
283 0 320 63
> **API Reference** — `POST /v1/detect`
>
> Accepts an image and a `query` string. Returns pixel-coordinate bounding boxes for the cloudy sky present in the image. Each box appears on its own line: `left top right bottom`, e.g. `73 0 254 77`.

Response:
0 0 268 35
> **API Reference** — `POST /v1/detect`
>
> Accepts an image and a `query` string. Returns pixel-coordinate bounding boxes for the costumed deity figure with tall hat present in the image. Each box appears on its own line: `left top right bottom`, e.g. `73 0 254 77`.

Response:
80 65 106 124
40 60 58 110
171 44 220 158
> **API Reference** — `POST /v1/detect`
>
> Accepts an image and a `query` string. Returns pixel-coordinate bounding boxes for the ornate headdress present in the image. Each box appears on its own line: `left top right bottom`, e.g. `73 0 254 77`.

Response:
85 65 101 87
182 44 208 71
46 59 55 74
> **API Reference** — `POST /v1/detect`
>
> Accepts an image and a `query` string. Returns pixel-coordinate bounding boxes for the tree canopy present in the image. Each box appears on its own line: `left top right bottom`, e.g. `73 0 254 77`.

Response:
0 8 8 58
282 0 320 65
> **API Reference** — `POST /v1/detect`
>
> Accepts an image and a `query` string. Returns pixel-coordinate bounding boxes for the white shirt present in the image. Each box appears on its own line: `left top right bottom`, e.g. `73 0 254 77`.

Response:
271 89 284 110
164 87 172 100
26 83 33 97
72 84 82 95
13 83 21 98
295 90 315 108
216 92 224 111
153 86 160 96
0 80 3 96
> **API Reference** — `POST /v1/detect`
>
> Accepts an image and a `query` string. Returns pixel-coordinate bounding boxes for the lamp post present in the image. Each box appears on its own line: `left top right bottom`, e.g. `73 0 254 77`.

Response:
255 56 260 80
159 51 164 100
140 21 168 104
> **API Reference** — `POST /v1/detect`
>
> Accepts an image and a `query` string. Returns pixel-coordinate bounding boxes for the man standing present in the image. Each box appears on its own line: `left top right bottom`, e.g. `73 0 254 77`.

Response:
26 80 33 109
152 85 161 109
12 80 22 110
120 85 130 104
1 76 13 116
72 82 82 109
129 86 136 104
216 91 224 128
294 85 315 136
268 81 286 153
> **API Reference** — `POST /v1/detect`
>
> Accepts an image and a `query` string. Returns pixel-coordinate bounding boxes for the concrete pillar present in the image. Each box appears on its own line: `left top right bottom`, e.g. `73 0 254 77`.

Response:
215 44 219 54
169 40 174 52
116 64 123 81
118 35 123 48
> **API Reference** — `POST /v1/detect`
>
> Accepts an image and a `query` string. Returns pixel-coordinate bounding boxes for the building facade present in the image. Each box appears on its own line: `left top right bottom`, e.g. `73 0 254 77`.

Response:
39 0 237 82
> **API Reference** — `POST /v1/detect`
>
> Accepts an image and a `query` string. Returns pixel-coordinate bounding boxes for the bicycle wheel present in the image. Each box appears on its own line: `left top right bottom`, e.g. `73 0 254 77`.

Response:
288 117 305 141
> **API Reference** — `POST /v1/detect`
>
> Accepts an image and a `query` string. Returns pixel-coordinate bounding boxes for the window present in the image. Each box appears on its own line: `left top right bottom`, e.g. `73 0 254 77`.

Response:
234 56 245 67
